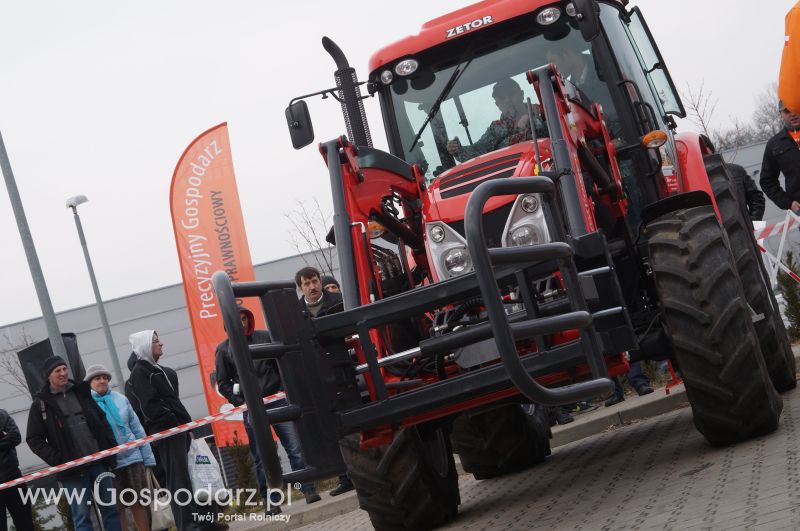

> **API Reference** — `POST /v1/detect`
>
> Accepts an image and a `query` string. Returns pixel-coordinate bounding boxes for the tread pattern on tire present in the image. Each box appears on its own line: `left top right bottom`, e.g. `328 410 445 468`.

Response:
706 157 797 392
647 205 782 445
339 427 460 530
450 403 551 480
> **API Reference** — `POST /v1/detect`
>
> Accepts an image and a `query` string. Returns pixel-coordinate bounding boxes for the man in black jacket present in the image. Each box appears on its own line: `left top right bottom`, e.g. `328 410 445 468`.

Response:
296 269 354 497
26 357 121 531
728 163 766 221
1 409 33 531
296 267 344 317
126 331 219 531
215 307 320 507
698 135 766 221
760 100 800 212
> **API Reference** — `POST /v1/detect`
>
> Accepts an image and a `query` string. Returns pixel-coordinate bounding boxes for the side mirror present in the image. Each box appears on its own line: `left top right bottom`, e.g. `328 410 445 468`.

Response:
572 0 601 42
285 100 315 150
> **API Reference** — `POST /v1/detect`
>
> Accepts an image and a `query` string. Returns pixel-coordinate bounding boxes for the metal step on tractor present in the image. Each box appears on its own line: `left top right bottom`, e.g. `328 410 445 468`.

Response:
212 0 796 528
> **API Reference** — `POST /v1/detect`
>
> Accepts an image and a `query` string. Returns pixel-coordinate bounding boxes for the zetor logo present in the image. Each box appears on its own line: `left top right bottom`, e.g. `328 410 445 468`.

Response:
446 15 493 38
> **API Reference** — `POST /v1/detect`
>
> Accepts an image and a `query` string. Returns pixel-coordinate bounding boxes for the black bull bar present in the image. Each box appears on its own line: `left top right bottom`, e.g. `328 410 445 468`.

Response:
212 175 614 490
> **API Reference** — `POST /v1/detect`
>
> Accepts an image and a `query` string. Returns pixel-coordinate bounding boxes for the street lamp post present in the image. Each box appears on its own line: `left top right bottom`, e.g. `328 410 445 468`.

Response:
66 195 124 385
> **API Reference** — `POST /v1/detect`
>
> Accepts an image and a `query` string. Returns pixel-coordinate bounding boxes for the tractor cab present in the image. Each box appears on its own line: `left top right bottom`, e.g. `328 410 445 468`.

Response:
369 0 685 229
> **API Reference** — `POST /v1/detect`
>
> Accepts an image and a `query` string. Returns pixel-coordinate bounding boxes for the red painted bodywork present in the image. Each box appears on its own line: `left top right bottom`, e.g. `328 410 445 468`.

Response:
674 131 720 218
320 60 633 447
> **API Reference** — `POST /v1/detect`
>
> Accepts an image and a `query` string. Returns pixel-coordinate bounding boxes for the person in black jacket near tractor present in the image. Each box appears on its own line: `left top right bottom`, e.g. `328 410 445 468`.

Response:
26 357 121 531
698 135 766 221
214 307 320 508
0 408 33 531
760 100 800 213
296 269 354 497
296 267 344 317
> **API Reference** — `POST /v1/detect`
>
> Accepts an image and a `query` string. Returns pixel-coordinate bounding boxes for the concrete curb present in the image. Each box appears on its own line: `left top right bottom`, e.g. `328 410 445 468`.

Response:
551 385 689 448
241 346 800 529
281 491 359 530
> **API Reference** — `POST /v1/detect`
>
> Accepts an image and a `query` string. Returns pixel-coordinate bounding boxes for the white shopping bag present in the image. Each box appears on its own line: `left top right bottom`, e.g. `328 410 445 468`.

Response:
188 438 230 504
146 469 175 531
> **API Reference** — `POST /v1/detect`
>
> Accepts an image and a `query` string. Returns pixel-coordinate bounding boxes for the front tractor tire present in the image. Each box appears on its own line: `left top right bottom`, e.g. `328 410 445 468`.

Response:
339 426 460 530
450 402 551 480
647 205 782 446
706 157 797 391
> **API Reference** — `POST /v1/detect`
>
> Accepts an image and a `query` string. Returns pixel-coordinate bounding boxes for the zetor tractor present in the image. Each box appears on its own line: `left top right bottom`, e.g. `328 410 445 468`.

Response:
213 0 796 528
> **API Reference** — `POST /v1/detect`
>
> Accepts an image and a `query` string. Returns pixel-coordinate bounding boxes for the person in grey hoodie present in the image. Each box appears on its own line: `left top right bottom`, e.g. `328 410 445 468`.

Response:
125 331 221 531
87 364 156 531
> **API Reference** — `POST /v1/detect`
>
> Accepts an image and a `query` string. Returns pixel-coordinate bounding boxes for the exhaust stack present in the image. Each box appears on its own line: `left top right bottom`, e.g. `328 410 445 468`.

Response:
322 37 373 148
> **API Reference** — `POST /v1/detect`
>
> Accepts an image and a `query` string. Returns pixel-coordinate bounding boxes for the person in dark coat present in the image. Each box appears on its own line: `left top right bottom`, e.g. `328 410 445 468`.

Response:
760 99 800 212
0 409 33 531
699 135 766 221
296 266 344 317
26 357 121 531
215 307 320 507
295 269 355 496
126 331 219 531
727 163 766 221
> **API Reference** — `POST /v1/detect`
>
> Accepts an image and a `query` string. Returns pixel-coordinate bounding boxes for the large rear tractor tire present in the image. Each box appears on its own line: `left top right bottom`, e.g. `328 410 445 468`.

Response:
450 402 551 480
646 205 782 445
707 156 797 391
339 426 460 530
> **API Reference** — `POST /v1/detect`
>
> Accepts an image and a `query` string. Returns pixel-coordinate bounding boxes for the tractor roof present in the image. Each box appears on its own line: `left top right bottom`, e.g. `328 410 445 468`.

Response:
367 0 625 73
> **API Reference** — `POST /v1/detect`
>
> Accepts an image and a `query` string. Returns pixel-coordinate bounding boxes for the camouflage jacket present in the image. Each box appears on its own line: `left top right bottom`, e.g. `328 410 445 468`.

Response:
455 112 548 161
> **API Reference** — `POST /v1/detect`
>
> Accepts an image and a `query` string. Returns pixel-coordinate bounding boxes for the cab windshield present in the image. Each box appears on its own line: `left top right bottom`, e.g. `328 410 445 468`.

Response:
385 18 618 181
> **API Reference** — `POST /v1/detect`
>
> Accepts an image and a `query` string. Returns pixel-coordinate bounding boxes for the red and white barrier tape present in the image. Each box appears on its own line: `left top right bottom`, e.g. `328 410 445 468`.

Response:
0 392 285 492
758 243 800 284
754 217 796 241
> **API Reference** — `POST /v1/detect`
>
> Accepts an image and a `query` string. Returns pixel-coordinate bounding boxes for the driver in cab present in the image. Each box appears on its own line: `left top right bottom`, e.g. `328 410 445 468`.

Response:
446 78 546 162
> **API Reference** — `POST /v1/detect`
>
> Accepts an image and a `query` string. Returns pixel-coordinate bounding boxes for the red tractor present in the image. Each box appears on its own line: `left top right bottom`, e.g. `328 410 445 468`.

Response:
213 0 796 528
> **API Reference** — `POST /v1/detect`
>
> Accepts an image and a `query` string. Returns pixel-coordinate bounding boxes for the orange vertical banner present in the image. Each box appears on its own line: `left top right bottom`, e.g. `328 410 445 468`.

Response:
780 1 800 114
169 123 260 446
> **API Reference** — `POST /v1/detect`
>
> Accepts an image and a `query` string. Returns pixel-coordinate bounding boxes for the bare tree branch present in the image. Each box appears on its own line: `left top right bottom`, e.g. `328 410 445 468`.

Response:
0 328 34 394
751 81 783 141
681 80 718 140
284 199 335 275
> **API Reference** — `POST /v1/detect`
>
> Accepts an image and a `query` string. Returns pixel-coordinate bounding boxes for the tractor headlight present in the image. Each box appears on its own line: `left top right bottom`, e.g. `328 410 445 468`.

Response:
443 247 472 276
508 225 541 247
503 194 550 248
395 58 419 77
429 224 446 243
536 7 561 25
520 194 540 213
380 70 394 85
426 222 474 280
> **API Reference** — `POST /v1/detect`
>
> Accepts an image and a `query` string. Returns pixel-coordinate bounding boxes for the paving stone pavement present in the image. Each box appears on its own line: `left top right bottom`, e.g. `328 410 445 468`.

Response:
294 387 800 530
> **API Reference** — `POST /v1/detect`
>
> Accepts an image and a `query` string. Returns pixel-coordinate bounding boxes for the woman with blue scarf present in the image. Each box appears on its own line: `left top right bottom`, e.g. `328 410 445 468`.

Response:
87 364 157 531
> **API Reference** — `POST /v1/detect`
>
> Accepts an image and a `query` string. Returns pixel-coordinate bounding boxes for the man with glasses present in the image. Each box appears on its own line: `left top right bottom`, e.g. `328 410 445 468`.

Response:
760 100 800 213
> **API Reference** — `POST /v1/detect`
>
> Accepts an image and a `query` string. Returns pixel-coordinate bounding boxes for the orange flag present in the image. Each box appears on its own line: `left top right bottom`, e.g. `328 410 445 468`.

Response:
780 1 800 114
170 123 261 446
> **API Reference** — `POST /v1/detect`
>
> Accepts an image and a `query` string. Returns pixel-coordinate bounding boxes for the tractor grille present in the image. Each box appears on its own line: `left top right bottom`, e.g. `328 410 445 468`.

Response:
439 153 522 199
448 200 514 249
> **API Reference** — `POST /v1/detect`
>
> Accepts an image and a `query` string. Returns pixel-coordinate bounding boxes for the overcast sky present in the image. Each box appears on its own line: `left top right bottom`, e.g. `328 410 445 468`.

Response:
0 0 794 326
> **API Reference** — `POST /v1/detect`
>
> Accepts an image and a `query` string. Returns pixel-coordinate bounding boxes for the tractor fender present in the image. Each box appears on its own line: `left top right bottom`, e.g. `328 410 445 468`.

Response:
673 131 721 217
640 190 712 229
